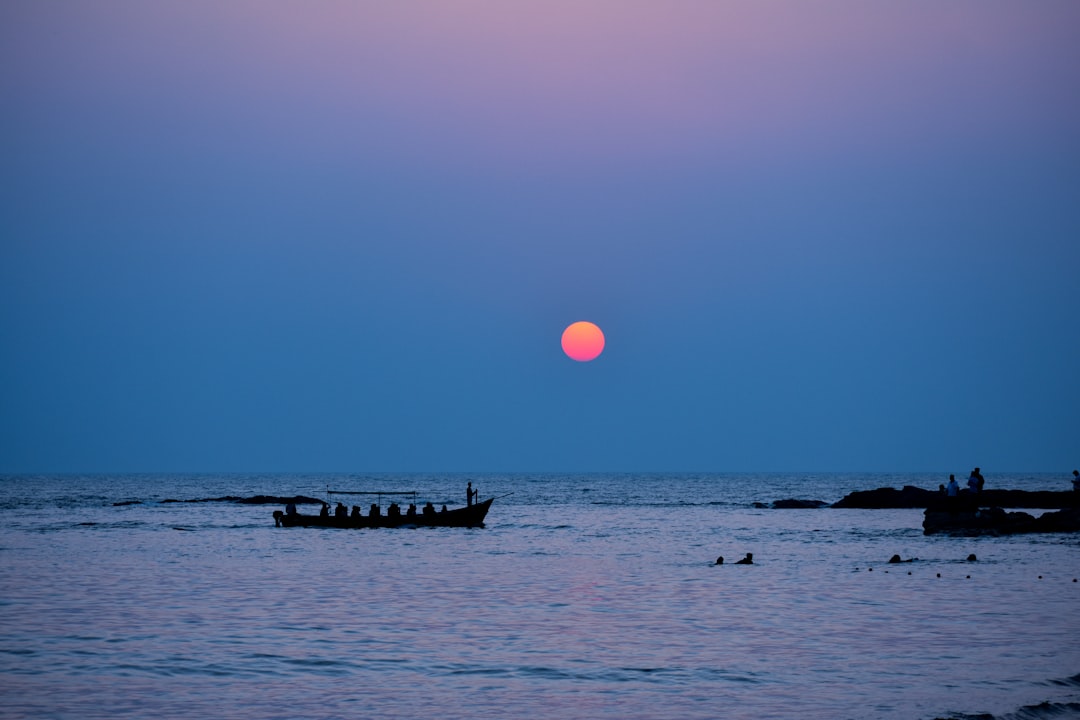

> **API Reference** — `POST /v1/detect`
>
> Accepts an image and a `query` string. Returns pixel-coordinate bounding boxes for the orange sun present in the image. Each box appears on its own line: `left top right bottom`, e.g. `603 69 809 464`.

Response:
561 321 605 362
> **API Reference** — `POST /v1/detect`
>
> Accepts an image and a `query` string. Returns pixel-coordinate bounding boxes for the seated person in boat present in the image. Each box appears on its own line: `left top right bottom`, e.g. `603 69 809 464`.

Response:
351 505 361 518
388 502 401 517
369 503 380 517
285 502 297 516
423 502 435 516
407 503 417 517
320 503 330 517
334 502 348 518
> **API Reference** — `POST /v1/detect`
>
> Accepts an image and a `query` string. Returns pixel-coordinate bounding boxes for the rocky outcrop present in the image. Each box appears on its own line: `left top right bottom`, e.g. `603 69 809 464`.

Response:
832 486 937 508
833 486 1077 510
236 495 324 505
158 495 324 505
922 506 1080 535
769 498 828 509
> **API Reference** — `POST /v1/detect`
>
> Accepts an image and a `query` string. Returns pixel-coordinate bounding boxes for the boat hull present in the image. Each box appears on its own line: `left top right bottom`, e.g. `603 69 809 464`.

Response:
274 498 492 529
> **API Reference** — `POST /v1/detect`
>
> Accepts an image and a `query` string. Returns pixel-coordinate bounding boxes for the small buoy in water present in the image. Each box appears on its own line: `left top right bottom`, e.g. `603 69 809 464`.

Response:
936 573 941 578
966 575 971 579
1038 575 1043 580
966 554 977 562
907 572 912 575
715 556 724 565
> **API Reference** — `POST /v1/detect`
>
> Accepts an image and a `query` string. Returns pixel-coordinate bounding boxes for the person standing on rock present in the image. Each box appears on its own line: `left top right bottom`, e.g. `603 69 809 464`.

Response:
968 468 984 494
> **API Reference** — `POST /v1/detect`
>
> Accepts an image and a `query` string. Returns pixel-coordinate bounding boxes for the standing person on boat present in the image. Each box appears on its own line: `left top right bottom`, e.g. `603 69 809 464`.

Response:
467 482 473 507
1072 470 1079 493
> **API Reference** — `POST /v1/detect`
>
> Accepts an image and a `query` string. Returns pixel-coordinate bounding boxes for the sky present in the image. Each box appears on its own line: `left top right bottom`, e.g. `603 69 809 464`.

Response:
1 1 1078 473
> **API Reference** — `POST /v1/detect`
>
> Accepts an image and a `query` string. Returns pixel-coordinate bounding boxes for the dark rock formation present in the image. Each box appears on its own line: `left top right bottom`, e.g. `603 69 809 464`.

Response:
832 486 938 508
923 506 1080 535
161 496 243 504
237 495 324 505
833 486 1077 510
770 498 828 509
156 495 324 506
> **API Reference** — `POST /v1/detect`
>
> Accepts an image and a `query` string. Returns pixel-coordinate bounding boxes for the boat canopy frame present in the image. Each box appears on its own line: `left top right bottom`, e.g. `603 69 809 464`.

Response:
324 488 418 507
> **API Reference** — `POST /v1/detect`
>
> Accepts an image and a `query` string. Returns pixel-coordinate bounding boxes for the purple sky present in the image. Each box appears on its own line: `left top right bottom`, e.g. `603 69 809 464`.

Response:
2 2 1078 472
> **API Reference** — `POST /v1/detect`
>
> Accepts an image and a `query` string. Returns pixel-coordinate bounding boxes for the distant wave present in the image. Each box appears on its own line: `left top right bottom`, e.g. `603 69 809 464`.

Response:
586 498 825 509
938 674 1080 720
942 701 1080 720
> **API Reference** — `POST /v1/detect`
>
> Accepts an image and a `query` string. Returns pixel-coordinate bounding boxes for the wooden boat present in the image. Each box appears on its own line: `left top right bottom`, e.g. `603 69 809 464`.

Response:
273 497 493 529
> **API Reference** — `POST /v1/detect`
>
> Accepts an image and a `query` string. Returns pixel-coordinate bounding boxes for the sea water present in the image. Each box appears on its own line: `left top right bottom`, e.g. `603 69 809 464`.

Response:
1 473 1078 720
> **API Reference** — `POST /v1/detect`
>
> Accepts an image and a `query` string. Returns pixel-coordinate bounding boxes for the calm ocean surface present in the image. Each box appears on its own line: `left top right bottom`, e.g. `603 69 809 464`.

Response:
1 472 1078 720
